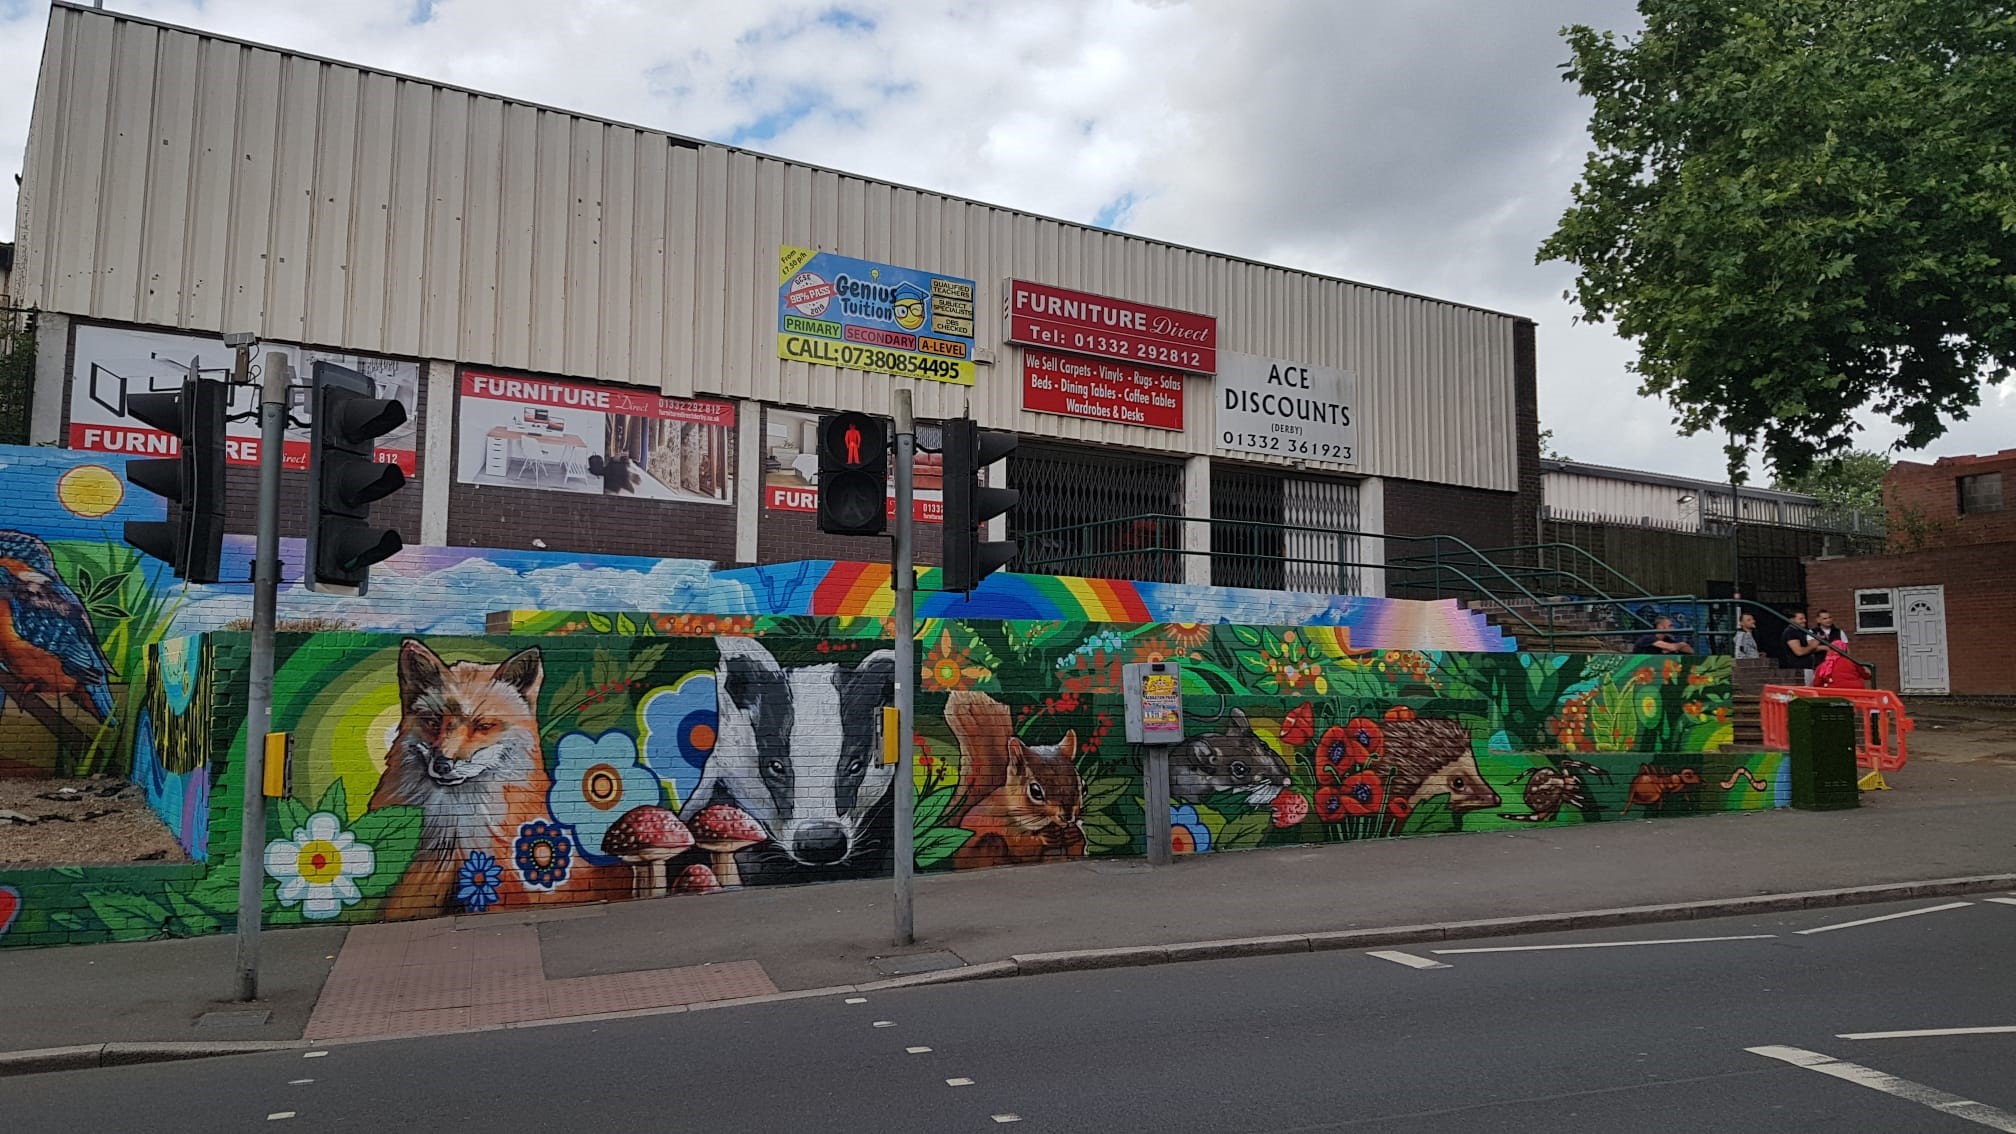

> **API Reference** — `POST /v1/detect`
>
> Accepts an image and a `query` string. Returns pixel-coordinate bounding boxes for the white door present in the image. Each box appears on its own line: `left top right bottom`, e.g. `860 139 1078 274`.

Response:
1895 585 1949 695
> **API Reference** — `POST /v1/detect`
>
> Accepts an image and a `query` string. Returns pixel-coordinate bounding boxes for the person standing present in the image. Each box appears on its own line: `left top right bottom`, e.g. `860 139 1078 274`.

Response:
1633 615 1695 655
1733 612 1761 659
1781 611 1820 683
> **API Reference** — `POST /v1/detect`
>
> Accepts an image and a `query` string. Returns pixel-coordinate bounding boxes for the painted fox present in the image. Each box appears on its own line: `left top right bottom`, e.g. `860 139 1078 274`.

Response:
369 640 615 916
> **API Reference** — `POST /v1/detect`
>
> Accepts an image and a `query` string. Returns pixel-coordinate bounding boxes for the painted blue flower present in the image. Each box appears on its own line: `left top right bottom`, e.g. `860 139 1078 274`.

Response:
1170 804 1212 855
513 820 573 890
547 731 663 864
638 673 717 811
456 851 503 913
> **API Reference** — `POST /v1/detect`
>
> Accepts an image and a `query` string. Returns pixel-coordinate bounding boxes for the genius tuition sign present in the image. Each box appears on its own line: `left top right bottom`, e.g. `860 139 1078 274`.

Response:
777 246 977 385
1214 352 1358 465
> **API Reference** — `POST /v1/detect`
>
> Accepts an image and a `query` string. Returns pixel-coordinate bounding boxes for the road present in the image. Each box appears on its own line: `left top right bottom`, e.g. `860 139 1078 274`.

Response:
4 896 2013 1132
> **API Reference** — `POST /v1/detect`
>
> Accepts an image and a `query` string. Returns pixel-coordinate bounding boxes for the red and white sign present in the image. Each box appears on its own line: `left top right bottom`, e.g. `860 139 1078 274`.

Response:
1006 280 1217 374
457 369 736 502
67 325 420 473
1021 347 1185 431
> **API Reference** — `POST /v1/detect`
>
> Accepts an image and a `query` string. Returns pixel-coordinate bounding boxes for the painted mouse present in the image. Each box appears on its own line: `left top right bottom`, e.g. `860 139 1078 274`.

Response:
1169 708 1293 806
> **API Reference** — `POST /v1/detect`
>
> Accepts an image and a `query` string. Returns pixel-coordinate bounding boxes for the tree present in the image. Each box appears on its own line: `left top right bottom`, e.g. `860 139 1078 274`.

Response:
1538 1 2016 476
1771 447 1888 515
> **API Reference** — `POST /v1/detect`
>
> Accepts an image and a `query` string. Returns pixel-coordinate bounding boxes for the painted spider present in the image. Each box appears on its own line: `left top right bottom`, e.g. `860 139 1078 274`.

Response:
1502 759 1613 823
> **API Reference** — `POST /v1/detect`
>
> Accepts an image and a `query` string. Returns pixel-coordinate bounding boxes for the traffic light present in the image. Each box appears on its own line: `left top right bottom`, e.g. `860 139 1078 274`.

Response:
817 411 889 536
940 418 1019 592
122 377 228 583
306 362 407 595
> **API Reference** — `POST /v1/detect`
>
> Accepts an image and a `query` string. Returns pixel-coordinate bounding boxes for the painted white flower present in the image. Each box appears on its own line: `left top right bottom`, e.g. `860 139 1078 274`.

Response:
264 811 375 919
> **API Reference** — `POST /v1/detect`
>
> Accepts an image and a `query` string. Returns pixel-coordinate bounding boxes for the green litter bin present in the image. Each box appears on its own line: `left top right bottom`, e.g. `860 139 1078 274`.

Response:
1787 697 1859 810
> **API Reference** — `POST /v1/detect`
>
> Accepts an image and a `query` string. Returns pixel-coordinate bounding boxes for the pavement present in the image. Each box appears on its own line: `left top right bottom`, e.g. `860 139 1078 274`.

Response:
6 895 2014 1131
1 742 2011 1070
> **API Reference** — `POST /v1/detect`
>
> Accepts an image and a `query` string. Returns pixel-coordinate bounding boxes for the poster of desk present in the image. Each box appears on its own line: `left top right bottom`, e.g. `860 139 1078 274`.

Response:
456 369 735 503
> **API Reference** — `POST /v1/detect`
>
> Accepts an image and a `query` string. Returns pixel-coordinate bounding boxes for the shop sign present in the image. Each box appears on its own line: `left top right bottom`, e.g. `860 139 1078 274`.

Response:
762 407 943 523
1005 280 1217 374
1021 348 1185 431
456 369 735 503
1214 351 1357 464
777 246 977 385
67 324 419 473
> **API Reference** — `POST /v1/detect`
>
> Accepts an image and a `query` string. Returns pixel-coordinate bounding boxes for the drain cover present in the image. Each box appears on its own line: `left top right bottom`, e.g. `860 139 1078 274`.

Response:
194 1009 271 1030
871 951 966 976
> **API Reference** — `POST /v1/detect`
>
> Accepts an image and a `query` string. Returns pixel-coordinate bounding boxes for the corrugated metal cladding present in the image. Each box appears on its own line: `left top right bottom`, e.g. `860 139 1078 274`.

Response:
16 3 1519 493
1544 469 1826 530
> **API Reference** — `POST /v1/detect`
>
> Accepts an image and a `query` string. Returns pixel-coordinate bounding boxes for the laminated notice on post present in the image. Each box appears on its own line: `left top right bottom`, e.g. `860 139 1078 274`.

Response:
1123 661 1185 744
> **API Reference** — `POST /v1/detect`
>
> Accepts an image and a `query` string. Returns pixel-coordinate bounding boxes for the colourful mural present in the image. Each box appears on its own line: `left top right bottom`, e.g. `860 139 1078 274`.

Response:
1 612 1766 947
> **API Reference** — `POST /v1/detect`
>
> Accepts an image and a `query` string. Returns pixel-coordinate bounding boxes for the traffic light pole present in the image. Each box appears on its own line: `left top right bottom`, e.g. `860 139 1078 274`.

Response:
235 350 286 1002
891 389 917 947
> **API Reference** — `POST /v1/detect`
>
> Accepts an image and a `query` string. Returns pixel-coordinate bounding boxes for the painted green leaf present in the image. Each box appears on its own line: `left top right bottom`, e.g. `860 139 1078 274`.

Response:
53 865 86 880
270 796 311 840
1217 811 1273 850
1401 794 1457 837
50 912 86 931
163 889 224 937
315 778 349 821
81 890 173 940
1236 651 1269 675
615 613 639 635
1083 775 1132 814
914 787 956 832
348 807 424 897
1231 624 1263 647
1081 813 1133 850
586 612 615 632
913 827 971 870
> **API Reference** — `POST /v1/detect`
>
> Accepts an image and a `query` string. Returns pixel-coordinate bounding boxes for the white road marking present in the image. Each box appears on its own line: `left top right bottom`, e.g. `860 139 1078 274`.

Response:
266 1113 296 1122
1986 898 2016 907
1747 1045 2016 1131
906 1046 932 1054
992 1115 1023 1124
1839 1026 2016 1041
845 997 867 1004
1432 934 1775 955
873 1020 896 1028
1796 901 1972 935
302 1051 327 1059
288 1079 314 1085
946 1077 974 1087
1367 949 1451 969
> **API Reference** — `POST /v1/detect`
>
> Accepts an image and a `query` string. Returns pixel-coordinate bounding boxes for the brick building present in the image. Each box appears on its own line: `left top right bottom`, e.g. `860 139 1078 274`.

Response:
1803 448 2016 698
9 4 1538 596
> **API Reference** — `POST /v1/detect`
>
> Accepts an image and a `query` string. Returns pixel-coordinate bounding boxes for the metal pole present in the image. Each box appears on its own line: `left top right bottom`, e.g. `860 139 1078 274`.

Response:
1729 434 1743 601
234 349 286 1002
1144 744 1172 866
891 390 917 947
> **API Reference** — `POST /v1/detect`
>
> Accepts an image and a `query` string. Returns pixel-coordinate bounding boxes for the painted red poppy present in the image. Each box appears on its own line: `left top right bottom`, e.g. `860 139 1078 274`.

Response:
1314 786 1349 824
1315 726 1350 783
1387 792 1414 822
1342 717 1384 763
1340 770 1385 816
1281 703 1315 749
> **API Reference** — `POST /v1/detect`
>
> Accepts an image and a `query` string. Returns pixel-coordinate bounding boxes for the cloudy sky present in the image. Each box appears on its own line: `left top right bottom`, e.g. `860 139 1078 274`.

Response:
1 0 2009 482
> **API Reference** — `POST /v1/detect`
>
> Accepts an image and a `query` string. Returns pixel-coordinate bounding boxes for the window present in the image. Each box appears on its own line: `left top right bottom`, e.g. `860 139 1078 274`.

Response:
1855 589 1895 634
1958 472 2004 514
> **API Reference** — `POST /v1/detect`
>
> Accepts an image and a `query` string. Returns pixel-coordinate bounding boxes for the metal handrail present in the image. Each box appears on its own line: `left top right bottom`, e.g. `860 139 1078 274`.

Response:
1417 541 1661 601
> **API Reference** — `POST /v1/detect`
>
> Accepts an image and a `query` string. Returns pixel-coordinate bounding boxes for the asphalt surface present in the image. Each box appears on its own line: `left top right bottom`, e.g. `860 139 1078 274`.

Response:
4 896 2012 1132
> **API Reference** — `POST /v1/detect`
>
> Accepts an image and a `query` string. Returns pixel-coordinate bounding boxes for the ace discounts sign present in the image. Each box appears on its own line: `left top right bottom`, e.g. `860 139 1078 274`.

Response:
1214 352 1357 465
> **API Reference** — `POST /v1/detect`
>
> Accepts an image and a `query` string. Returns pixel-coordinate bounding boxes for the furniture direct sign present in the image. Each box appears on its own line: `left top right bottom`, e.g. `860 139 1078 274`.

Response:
1005 280 1217 374
1020 347 1185 431
67 324 419 473
455 370 735 504
777 246 977 385
1214 351 1357 465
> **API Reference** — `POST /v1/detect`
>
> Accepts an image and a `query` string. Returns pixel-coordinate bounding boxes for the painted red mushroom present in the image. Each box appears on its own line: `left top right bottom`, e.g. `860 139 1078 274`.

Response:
671 863 721 894
602 805 693 898
686 804 766 889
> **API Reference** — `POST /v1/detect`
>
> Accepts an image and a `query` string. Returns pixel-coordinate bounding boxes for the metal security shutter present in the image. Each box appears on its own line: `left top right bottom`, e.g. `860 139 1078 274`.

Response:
1211 465 1286 591
1285 476 1362 594
1009 442 1185 582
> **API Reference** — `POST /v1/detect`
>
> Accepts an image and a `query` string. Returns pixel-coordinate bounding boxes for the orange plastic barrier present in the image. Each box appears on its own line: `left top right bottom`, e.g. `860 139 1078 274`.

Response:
1759 685 1912 772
